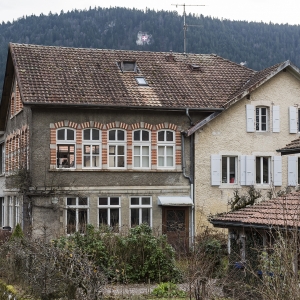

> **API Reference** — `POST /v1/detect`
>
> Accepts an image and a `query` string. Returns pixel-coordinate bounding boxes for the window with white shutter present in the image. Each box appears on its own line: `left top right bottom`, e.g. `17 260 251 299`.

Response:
272 106 280 133
289 106 297 133
246 105 255 132
273 156 282 186
211 155 221 186
288 156 297 186
245 156 255 185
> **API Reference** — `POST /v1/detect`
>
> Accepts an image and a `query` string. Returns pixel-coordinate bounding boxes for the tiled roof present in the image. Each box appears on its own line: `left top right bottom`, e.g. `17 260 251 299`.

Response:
210 192 300 228
9 43 256 109
277 137 300 153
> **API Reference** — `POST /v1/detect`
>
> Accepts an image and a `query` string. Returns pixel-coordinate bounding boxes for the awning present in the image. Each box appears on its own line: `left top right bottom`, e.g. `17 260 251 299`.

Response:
157 196 193 206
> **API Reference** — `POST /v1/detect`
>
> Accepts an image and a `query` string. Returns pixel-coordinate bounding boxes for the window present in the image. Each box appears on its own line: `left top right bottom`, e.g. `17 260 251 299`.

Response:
0 143 4 175
130 196 152 227
256 107 268 131
0 197 4 227
66 197 89 234
57 128 75 168
82 128 101 168
133 130 150 169
256 157 270 184
15 197 20 225
157 130 175 168
98 197 120 231
108 129 126 168
8 196 13 228
135 77 148 86
222 156 237 184
121 61 136 72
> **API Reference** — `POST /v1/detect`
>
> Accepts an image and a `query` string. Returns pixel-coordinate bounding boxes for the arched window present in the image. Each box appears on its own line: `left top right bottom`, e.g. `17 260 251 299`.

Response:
108 129 126 168
157 130 175 169
56 128 76 168
82 128 101 168
133 129 151 169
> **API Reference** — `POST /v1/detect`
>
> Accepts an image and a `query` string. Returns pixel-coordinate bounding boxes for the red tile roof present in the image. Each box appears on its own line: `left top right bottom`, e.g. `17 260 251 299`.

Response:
9 43 256 109
210 192 300 228
277 137 300 154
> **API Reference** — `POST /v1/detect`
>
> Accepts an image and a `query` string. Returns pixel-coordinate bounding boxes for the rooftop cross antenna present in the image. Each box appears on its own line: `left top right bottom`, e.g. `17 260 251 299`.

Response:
172 3 205 54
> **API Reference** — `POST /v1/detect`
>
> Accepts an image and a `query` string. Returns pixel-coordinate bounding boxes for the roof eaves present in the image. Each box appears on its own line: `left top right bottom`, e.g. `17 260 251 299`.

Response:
276 147 300 155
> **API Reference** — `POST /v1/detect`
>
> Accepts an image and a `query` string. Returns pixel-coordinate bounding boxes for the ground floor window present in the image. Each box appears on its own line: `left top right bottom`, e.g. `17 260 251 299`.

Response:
98 197 120 231
130 196 152 227
256 156 270 184
222 156 237 184
66 197 88 234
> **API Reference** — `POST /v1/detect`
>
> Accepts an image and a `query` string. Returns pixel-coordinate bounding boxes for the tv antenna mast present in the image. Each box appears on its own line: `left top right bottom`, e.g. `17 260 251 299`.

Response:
172 3 205 54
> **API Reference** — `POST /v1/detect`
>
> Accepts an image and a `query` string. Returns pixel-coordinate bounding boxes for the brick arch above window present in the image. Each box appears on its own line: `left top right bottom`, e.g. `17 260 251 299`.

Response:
154 122 178 131
80 121 104 130
131 122 153 131
52 120 79 129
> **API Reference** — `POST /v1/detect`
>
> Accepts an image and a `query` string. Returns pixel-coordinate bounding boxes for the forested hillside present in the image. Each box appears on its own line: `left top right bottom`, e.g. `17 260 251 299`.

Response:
1 6 300 95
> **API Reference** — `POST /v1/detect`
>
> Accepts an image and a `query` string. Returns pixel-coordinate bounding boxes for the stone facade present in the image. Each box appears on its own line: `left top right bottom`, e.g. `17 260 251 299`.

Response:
194 70 300 228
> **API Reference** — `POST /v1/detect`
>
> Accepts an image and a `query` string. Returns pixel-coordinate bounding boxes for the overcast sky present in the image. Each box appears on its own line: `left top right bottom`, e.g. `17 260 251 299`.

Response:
0 0 299 25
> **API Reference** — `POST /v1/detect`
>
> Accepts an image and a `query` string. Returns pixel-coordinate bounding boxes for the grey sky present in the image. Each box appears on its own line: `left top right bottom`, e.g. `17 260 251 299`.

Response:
0 0 299 25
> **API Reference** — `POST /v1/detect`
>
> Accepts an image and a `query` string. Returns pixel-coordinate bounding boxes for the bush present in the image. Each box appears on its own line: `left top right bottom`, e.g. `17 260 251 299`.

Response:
151 282 186 298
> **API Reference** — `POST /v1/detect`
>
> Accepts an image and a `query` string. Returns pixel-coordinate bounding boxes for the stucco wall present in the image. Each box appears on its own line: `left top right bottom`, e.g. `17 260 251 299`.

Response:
194 70 300 228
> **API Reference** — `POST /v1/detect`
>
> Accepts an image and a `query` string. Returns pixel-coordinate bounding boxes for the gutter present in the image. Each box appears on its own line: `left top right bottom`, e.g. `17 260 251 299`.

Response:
276 148 300 156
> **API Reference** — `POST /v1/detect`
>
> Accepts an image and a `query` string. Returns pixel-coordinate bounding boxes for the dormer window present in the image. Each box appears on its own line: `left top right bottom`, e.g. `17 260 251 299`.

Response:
188 64 201 72
121 61 137 72
135 77 148 86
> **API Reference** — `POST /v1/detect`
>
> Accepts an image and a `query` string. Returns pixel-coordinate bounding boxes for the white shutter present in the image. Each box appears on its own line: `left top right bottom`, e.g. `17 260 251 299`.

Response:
273 156 282 186
211 155 221 186
245 155 255 186
246 105 255 132
289 106 297 133
288 156 297 186
272 106 280 133
240 155 246 185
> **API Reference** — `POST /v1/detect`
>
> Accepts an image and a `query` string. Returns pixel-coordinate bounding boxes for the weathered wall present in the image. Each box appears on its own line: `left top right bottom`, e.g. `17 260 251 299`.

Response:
194 70 300 228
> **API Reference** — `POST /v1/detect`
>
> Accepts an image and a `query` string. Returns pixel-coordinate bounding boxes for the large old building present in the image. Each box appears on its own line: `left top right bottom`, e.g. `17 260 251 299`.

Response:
0 43 299 241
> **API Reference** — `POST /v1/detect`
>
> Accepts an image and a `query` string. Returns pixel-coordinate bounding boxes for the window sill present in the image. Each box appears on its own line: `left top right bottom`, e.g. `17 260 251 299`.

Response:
49 168 181 173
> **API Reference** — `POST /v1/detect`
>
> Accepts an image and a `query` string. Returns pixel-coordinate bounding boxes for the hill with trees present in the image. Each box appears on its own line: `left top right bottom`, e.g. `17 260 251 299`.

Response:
0 6 300 95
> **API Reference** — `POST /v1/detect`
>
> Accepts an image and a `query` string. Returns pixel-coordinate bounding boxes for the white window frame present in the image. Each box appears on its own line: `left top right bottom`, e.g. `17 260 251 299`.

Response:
98 197 121 229
132 129 151 169
255 156 270 185
8 196 13 228
15 197 20 226
108 129 126 169
66 197 89 234
221 156 238 184
256 107 268 132
56 128 76 169
82 128 101 169
130 196 152 227
157 130 175 169
0 143 5 175
0 197 5 228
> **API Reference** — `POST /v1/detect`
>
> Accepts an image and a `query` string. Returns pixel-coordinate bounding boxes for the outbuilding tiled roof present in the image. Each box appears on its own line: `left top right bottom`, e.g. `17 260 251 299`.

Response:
210 192 300 229
9 43 256 109
277 137 300 154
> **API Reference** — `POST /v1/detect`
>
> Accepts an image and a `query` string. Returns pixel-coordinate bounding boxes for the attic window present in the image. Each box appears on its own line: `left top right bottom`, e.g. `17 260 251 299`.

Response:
165 55 176 62
121 61 137 72
135 77 148 86
188 64 202 72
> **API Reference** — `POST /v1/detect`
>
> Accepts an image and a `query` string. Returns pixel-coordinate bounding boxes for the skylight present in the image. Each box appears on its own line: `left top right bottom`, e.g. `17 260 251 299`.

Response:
121 61 137 72
135 77 148 86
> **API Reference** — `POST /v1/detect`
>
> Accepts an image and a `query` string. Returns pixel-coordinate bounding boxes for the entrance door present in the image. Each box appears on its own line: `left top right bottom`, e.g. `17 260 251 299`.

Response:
162 206 190 252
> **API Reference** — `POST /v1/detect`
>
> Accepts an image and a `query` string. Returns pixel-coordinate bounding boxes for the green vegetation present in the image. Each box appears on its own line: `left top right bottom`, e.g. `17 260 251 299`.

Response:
151 282 186 298
1 6 300 96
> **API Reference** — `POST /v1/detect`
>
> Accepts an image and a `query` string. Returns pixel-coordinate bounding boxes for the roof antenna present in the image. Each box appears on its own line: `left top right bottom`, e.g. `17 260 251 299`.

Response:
171 3 205 55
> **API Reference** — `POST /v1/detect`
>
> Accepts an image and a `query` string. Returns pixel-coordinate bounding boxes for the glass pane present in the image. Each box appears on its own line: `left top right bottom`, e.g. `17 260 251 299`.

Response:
67 129 74 140
134 131 140 141
261 107 266 115
229 157 236 183
142 156 149 167
92 129 99 140
166 146 173 155
222 157 227 183
99 209 108 225
142 130 149 141
84 145 91 154
134 157 140 167
166 131 173 141
263 157 269 183
256 157 261 184
99 198 108 205
92 145 99 154
158 131 164 141
117 156 125 167
67 198 76 206
118 146 124 155
166 157 173 166
78 209 87 233
131 198 139 205
57 129 64 140
142 197 150 205
109 130 115 141
67 209 76 234
84 156 90 167
158 146 164 155
109 146 115 155
261 123 266 131
142 208 150 225
79 198 87 205
158 157 164 166
109 156 115 167
92 156 99 167
131 208 139 227
117 130 125 141
83 129 90 140
110 198 119 205
110 208 119 227
142 146 149 155
134 146 140 155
